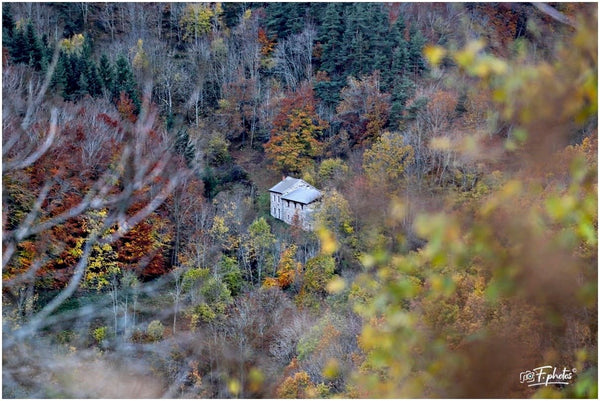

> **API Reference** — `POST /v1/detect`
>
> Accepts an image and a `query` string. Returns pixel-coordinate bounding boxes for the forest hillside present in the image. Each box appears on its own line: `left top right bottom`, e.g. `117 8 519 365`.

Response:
2 2 597 398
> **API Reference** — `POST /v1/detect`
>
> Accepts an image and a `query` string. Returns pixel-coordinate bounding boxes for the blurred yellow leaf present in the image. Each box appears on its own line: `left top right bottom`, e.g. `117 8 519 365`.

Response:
360 253 376 268
389 199 407 221
430 136 452 151
423 45 446 67
360 324 378 350
248 368 264 393
318 227 338 255
501 180 523 197
454 39 486 68
322 358 340 379
228 378 241 396
326 276 346 294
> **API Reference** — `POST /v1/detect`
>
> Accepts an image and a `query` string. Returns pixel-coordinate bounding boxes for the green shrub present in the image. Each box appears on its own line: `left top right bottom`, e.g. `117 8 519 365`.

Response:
92 326 108 344
147 320 165 341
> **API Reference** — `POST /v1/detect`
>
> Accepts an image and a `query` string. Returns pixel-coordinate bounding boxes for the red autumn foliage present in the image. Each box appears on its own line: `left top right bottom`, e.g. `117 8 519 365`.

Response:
336 72 391 147
258 27 276 57
117 91 137 123
3 96 176 288
264 84 327 174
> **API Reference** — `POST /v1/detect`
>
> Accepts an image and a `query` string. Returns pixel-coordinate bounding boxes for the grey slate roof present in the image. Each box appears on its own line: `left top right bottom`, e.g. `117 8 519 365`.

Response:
269 177 301 194
269 176 322 205
281 187 321 204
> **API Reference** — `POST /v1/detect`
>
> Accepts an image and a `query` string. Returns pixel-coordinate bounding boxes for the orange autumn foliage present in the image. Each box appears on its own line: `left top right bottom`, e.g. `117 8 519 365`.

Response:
264 84 327 174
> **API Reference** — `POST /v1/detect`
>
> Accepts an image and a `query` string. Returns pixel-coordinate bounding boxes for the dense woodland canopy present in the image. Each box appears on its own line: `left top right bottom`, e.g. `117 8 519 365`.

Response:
2 2 598 398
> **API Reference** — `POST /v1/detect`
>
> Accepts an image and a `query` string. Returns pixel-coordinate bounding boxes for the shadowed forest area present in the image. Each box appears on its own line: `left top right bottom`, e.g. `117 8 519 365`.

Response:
2 2 597 398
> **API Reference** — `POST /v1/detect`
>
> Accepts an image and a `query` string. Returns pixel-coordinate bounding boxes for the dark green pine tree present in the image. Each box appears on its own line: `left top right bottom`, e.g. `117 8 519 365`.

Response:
64 52 86 100
367 4 393 85
50 53 68 98
9 25 29 64
307 3 328 27
345 3 390 78
264 2 286 39
387 15 418 130
81 33 94 61
314 79 343 111
391 43 410 80
39 33 52 74
317 3 345 77
389 76 415 130
69 36 94 99
390 14 407 47
314 3 347 109
381 14 408 91
23 20 45 70
77 71 90 98
98 54 115 98
265 2 306 40
221 2 246 30
407 25 428 78
114 55 140 112
86 61 103 97
2 4 15 50
202 166 218 199
341 4 371 78
6 20 48 70
40 33 50 52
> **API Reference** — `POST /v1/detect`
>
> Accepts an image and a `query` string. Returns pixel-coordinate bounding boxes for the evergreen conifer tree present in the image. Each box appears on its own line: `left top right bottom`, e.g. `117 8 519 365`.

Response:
84 61 103 98
39 33 52 74
10 25 28 64
63 53 87 100
77 72 90 98
341 3 392 79
318 3 345 77
114 55 140 112
2 4 15 50
23 20 44 70
368 4 393 83
314 3 347 109
98 54 115 98
220 2 245 29
389 76 415 130
382 15 408 91
341 4 369 77
407 25 427 77
265 3 305 40
50 53 68 97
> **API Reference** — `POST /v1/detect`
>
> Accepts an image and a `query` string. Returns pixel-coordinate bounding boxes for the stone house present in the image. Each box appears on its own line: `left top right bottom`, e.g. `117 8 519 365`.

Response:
269 177 322 231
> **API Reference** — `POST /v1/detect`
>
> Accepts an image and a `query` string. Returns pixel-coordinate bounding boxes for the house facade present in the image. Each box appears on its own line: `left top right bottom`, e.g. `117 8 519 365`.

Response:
269 177 321 231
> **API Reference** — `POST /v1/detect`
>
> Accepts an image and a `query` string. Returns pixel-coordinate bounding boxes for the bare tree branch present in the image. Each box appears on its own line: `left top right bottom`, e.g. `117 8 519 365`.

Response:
12 232 97 340
532 3 577 29
3 108 58 172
